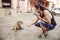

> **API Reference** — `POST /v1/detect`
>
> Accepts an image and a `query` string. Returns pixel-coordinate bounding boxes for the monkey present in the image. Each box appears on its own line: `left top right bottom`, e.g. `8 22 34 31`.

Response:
12 21 23 31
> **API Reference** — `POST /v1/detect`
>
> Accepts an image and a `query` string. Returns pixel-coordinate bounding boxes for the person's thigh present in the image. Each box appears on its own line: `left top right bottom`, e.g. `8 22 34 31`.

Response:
40 21 48 27
40 21 55 30
35 21 48 27
49 24 55 30
35 21 55 30
35 22 40 27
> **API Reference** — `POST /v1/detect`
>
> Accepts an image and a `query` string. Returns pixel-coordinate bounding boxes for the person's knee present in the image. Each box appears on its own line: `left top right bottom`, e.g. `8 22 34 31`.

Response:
35 22 40 26
41 21 46 25
40 21 48 28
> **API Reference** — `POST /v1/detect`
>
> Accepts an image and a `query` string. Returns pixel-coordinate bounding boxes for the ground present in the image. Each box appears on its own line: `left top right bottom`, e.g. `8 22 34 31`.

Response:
0 12 60 40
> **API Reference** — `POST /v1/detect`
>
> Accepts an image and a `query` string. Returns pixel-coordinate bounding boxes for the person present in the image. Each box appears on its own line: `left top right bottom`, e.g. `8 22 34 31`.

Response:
28 4 56 37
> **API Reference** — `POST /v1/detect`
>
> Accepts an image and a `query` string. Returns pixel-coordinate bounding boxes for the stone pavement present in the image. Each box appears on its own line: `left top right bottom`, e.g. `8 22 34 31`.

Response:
0 12 60 40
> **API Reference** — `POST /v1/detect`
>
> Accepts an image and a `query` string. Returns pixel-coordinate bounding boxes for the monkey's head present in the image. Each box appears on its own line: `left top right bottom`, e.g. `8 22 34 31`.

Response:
17 21 23 25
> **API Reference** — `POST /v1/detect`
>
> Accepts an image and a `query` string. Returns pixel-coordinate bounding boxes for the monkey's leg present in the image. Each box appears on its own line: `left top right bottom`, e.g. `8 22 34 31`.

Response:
14 26 17 31
13 24 18 31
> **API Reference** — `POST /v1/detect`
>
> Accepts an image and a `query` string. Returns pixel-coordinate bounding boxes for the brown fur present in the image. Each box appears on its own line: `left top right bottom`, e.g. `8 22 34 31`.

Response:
13 21 23 31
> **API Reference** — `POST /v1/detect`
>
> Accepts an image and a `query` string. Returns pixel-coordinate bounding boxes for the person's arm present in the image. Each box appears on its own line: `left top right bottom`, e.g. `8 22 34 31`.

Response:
41 11 51 24
36 11 51 24
35 12 42 20
29 12 41 26
28 17 39 27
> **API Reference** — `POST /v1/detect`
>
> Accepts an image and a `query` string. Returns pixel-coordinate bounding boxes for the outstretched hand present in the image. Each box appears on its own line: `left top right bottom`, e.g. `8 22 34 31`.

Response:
28 24 32 27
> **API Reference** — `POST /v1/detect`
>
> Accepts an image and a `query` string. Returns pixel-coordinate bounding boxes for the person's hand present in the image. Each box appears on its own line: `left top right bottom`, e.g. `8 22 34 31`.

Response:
37 15 42 20
35 12 39 16
36 13 42 20
38 16 41 19
28 24 32 27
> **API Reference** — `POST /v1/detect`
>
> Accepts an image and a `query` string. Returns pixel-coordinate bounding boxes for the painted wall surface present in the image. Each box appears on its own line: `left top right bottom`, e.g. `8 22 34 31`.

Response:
0 0 2 8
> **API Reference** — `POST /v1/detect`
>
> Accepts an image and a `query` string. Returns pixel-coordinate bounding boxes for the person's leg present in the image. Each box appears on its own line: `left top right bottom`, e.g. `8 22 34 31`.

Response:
39 21 48 34
35 21 47 34
40 24 46 34
48 24 55 30
35 21 49 38
35 22 40 27
40 22 55 34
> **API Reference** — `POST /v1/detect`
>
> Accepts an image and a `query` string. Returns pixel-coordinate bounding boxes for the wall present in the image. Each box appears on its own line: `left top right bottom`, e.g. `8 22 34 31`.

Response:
0 0 2 8
55 0 60 8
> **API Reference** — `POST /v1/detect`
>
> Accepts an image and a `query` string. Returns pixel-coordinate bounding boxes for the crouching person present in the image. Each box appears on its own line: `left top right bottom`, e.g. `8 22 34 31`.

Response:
28 4 56 38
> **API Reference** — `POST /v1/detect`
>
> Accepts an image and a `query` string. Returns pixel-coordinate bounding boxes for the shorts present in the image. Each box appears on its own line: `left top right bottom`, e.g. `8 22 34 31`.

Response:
35 21 55 30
